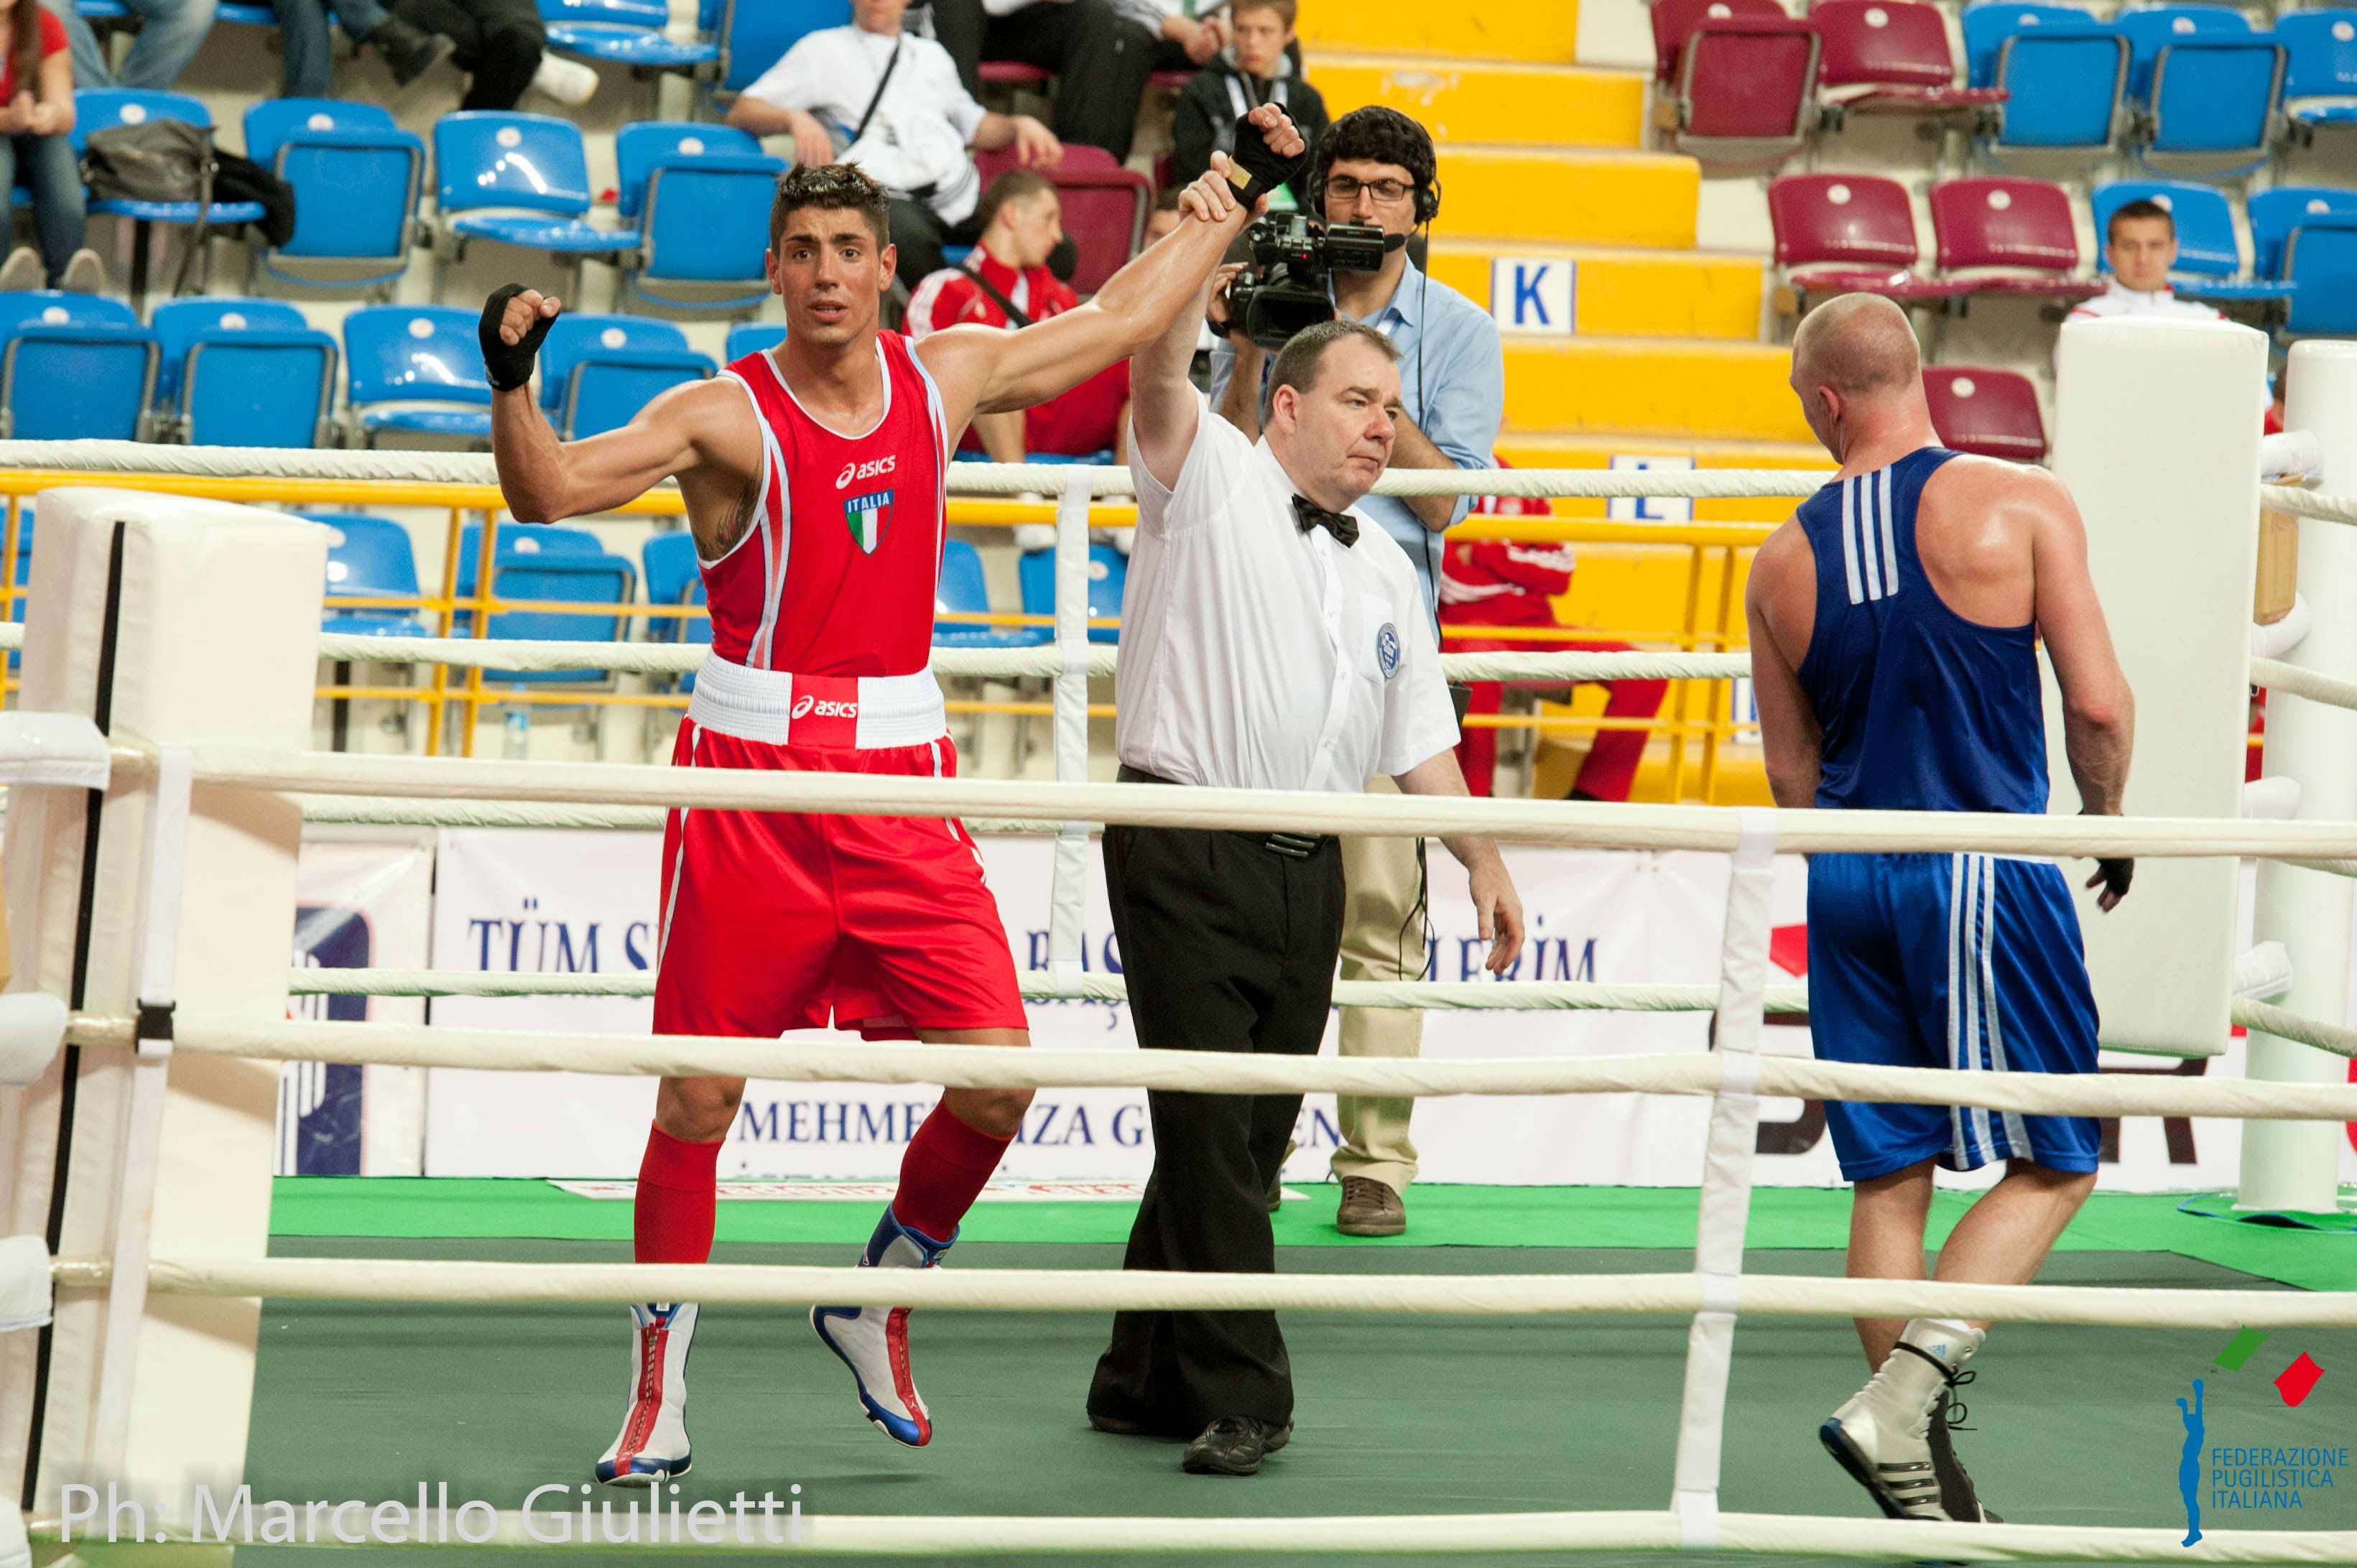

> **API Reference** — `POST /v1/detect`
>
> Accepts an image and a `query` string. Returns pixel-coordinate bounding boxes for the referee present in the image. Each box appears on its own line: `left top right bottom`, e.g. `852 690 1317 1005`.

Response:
1084 154 1525 1477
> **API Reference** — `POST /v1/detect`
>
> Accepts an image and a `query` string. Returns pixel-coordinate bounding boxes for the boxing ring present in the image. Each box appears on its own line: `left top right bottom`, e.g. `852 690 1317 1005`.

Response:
5 318 2357 1559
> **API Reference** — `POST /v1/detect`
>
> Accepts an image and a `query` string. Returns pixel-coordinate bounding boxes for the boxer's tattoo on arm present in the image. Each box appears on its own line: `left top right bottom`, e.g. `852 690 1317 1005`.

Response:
702 479 762 559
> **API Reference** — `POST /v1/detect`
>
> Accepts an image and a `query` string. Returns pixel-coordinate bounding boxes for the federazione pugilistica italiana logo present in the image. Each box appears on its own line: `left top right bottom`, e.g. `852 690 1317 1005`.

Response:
2175 1329 2340 1546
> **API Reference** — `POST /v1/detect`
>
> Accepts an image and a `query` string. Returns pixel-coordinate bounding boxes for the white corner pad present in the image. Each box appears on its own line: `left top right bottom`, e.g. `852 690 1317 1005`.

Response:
0 712 110 791
0 1234 53 1335
2251 594 2310 661
0 1500 28 1568
1672 1488 1720 1551
2234 940 2295 1003
2243 774 2302 822
0 993 68 1087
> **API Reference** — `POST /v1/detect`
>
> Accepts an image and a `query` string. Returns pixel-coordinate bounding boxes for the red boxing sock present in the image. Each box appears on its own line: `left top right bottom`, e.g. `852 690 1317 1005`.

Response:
634 1125 723 1265
892 1104 1014 1242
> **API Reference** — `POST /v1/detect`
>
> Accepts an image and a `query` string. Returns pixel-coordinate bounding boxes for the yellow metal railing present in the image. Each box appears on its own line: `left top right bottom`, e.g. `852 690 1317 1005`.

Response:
0 473 1772 792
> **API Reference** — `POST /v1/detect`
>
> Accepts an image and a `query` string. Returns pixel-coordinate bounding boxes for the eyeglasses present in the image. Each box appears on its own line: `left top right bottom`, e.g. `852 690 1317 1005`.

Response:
1323 175 1414 205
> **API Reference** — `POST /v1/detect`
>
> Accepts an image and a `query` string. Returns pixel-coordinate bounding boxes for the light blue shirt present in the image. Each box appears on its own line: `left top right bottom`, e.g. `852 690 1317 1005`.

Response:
1206 259 1505 628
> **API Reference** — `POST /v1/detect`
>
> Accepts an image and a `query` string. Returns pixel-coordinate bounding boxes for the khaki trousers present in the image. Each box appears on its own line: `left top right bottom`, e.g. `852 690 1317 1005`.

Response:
1332 774 1423 1192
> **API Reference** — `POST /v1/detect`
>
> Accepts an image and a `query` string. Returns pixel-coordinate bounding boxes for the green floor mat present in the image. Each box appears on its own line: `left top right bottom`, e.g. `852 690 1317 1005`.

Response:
231 1238 2356 1568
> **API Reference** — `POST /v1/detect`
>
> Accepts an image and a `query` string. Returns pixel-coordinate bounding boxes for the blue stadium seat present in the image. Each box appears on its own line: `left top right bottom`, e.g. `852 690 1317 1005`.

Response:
342 304 492 445
456 522 606 575
2283 218 2357 335
0 292 157 440
432 113 639 278
1018 544 1124 645
216 3 279 23
305 512 429 637
2280 10 2357 133
614 121 784 311
537 313 715 439
454 548 639 685
1961 3 2102 88
542 0 720 71
726 323 784 361
71 91 267 312
2250 186 2357 277
244 99 424 293
936 538 1045 649
2139 30 2284 168
1986 22 2127 153
153 297 338 447
718 0 847 92
2113 5 2256 103
2088 182 2292 311
640 529 708 641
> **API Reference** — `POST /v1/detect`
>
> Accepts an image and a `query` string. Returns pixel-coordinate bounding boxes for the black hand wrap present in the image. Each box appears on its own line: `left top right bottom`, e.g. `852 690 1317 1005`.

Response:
480 283 555 393
2095 856 2134 902
1225 113 1307 203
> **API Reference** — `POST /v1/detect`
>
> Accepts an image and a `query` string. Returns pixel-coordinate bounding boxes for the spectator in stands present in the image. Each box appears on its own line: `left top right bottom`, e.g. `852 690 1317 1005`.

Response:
2066 200 2224 328
906 169 1131 466
1205 106 1504 1242
924 0 1141 156
0 0 100 294
273 0 455 98
37 0 213 93
378 0 594 109
1172 0 1324 210
729 0 1062 293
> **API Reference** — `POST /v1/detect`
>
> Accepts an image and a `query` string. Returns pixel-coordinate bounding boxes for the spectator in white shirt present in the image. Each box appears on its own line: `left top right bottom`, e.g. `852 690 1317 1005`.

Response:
2066 200 2226 327
929 0 1224 161
728 0 1062 292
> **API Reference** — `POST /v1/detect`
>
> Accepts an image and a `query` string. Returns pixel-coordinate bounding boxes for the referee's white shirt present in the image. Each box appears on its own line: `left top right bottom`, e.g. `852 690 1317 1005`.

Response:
1114 396 1461 794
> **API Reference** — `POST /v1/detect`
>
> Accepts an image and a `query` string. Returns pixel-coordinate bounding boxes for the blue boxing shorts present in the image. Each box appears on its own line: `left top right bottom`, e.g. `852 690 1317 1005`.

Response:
1805 851 2101 1182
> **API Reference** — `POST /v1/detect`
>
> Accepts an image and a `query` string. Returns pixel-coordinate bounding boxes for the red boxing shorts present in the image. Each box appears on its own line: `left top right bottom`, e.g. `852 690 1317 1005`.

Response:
653 657 1028 1043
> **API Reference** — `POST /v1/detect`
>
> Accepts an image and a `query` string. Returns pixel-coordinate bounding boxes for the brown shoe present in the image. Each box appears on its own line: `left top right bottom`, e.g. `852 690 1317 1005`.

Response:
1335 1175 1404 1237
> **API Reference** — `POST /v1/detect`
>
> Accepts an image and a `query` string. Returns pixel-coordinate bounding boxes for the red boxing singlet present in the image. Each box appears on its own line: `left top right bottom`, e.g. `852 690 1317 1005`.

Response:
704 333 951 677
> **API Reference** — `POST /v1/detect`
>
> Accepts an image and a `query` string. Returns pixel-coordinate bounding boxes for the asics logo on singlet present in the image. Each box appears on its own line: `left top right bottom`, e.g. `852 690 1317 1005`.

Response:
836 455 897 490
789 695 858 720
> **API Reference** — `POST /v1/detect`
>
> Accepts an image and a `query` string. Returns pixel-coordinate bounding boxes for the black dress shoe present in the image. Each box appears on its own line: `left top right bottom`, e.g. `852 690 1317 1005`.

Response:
1182 1415 1292 1475
1088 1411 1150 1436
367 15 456 85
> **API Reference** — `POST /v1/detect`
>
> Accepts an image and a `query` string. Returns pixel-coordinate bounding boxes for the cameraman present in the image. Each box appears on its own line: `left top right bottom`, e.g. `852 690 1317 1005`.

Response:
1206 105 1504 1240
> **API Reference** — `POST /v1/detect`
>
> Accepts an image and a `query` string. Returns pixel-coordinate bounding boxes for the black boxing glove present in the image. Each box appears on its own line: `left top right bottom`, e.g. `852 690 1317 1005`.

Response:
480 282 556 393
1224 112 1308 204
2092 855 2134 904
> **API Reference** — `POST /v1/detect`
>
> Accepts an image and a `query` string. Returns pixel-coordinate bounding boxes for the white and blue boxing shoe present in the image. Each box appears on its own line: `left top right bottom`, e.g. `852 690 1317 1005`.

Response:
595 1302 697 1485
810 1209 953 1447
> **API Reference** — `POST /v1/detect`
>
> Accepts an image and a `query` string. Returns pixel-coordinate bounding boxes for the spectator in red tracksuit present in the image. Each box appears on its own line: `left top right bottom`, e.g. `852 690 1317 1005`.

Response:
1440 517 1670 802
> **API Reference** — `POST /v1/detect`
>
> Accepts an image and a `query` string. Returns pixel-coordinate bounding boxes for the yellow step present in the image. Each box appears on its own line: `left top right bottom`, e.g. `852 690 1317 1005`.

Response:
1424 239 1764 340
1501 338 1815 447
1298 0 1580 64
1437 147 1698 249
1489 432 1830 524
1309 54 1644 149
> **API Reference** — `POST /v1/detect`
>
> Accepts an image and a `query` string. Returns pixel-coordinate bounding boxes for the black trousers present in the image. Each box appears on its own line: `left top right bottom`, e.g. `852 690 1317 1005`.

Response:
1085 774 1346 1433
925 0 1185 162
389 0 542 109
886 198 985 295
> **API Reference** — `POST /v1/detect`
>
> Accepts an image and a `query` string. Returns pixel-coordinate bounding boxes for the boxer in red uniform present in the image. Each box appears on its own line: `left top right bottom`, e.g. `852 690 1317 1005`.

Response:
486 111 1305 1483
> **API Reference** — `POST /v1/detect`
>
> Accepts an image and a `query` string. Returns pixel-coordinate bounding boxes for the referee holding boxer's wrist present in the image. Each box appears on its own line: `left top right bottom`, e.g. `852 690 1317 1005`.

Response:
1083 144 1526 1479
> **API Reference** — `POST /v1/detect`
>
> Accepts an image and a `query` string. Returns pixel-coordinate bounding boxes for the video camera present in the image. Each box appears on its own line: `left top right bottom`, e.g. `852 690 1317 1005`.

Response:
1223 213 1393 351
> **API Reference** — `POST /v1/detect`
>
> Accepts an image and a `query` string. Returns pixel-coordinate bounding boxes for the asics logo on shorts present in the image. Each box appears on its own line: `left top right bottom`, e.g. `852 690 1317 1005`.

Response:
836 455 897 489
789 695 858 720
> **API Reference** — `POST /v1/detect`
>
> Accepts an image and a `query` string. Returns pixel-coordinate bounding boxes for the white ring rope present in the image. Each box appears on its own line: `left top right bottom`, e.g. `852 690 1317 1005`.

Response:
292 794 1069 836
2263 482 2357 526
38 1254 2357 1327
21 1509 2353 1562
65 1013 2356 1110
134 743 2357 858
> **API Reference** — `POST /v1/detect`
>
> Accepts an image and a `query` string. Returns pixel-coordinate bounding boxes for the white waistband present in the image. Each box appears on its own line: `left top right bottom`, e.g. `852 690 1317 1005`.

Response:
685 654 948 748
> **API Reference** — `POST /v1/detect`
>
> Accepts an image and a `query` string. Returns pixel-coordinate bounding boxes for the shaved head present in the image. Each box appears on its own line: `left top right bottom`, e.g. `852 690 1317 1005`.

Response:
1788 294 1930 460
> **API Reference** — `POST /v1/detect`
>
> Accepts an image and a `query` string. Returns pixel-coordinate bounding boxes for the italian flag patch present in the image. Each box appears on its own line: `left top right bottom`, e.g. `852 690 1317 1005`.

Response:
843 488 894 554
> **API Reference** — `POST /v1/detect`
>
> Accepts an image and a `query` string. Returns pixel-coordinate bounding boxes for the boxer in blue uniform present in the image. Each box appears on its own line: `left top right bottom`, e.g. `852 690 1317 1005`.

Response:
1746 295 2136 1526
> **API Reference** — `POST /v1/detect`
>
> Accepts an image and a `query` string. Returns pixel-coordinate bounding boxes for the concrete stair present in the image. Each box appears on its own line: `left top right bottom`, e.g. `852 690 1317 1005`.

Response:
1424 239 1765 340
1297 0 1582 62
1305 55 1644 149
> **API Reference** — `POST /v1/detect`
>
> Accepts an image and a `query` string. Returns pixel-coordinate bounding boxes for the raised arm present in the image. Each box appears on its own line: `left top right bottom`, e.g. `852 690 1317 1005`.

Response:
914 105 1305 435
486 289 762 526
1744 520 1825 809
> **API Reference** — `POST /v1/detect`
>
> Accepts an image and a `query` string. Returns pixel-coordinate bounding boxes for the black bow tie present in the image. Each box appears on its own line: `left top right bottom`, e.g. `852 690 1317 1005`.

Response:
1292 494 1359 548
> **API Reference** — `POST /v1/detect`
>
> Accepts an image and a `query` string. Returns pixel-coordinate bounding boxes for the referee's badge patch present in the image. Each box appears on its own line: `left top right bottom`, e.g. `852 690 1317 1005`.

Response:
1376 621 1402 679
843 488 894 554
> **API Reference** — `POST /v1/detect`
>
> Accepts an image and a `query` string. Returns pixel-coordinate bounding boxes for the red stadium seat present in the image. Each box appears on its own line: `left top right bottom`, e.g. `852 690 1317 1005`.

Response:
1928 177 2101 300
973 145 1152 294
1767 173 1966 308
978 60 1052 84
1811 0 2008 120
1674 15 1822 172
1924 366 2047 462
1652 0 1789 82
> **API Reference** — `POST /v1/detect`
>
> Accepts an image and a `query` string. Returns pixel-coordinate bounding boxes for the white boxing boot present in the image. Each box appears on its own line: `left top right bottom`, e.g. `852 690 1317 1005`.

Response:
1820 1317 1984 1521
596 1302 697 1485
810 1208 952 1447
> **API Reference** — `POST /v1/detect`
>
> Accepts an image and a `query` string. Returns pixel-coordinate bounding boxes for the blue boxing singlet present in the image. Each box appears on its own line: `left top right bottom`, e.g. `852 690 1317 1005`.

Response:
1793 446 2049 815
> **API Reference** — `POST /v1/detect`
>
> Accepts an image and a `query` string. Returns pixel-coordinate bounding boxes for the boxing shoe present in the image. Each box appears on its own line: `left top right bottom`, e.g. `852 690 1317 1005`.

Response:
811 1208 953 1447
1819 1317 1985 1521
596 1302 697 1485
